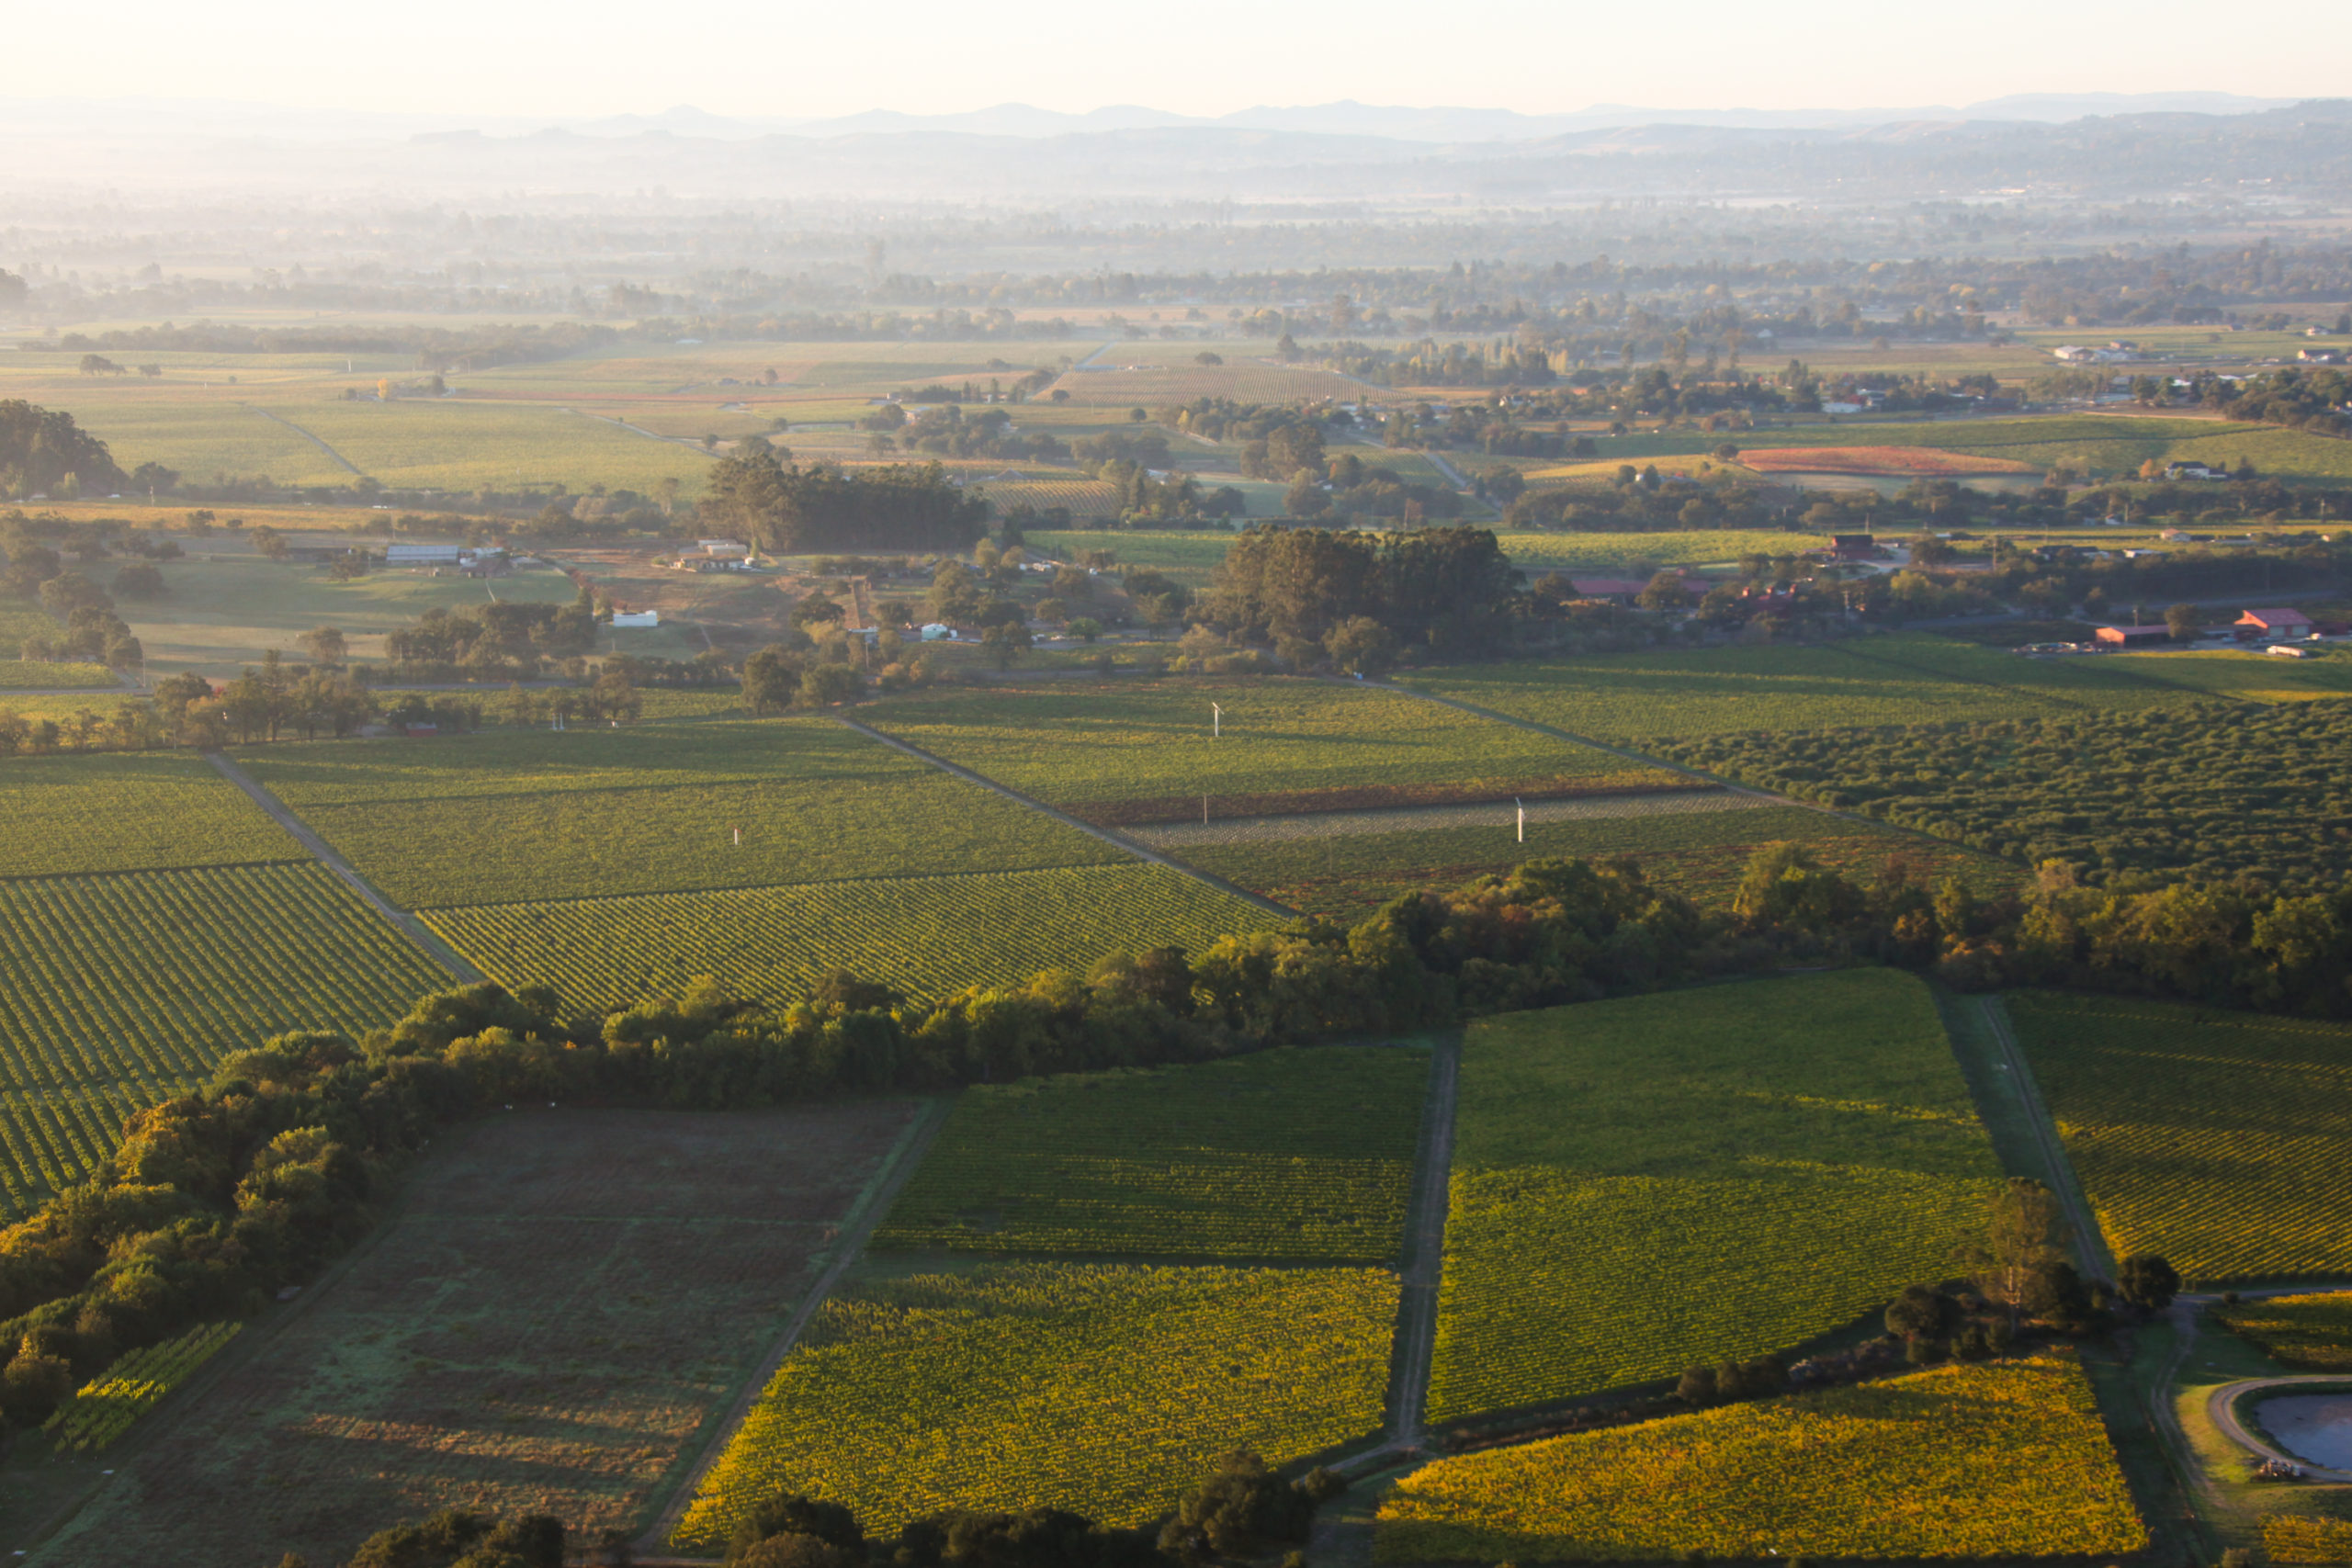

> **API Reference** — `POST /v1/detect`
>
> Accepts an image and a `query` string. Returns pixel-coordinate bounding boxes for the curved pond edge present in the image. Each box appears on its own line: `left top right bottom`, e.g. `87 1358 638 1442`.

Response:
2209 1377 2352 1482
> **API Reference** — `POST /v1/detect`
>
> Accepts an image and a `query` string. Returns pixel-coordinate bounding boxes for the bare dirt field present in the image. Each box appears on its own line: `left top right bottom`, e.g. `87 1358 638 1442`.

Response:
30 1101 922 1568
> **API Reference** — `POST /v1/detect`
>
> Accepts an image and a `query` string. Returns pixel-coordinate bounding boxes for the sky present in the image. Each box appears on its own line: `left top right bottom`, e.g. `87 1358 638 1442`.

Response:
7 0 2344 121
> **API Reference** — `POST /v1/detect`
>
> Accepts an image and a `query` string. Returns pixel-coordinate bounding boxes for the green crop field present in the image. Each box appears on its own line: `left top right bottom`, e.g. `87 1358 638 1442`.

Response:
1488 529 1826 571
876 1046 1427 1260
673 1261 1396 1544
429 863 1285 1009
0 862 449 1214
1162 801 2007 921
0 751 303 877
2267 1515 2352 1564
2214 1292 2352 1371
1018 531 1240 584
1430 968 2001 1421
59 398 358 487
1379 1354 2143 1562
1671 699 2352 888
0 660 117 690
865 679 1686 826
275 399 717 496
1402 633 2278 747
2007 991 2352 1283
243 718 1125 908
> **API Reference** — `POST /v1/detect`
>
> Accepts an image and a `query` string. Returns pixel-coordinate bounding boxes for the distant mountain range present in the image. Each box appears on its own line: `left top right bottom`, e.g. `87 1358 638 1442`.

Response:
567 93 2300 142
0 90 2304 147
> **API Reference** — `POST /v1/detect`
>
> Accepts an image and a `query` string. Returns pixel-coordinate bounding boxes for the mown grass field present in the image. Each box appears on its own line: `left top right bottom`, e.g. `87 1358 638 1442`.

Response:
1167 801 2008 921
0 862 449 1215
673 1261 1396 1544
2008 991 2352 1283
429 863 1285 1009
865 679 1686 826
1430 969 2001 1421
2214 1293 2352 1371
244 719 1125 908
34 1105 921 1568
0 751 303 877
1379 1354 2143 1561
875 1046 1427 1261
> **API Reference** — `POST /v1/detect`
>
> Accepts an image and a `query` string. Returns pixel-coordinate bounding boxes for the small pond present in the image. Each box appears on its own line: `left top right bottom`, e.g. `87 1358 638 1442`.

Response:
2259 1393 2352 1470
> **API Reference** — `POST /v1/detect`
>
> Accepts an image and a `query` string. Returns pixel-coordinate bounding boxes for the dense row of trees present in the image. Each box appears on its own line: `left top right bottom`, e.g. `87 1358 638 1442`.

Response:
382 592 600 682
702 450 992 554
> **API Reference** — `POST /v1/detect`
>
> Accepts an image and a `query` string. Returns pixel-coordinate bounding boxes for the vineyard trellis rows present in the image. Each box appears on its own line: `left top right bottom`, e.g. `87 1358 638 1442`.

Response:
673 1263 1397 1545
2007 992 2352 1282
875 1046 1430 1261
1381 1355 2144 1562
0 750 307 880
43 1322 243 1453
0 863 449 1215
1128 788 1758 850
426 863 1288 1010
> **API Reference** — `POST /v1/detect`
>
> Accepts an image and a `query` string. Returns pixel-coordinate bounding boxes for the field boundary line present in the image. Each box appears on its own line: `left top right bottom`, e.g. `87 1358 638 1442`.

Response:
1384 1031 1460 1454
0 855 315 886
636 1097 953 1555
834 716 1298 919
243 404 366 477
1975 994 2114 1281
203 751 486 983
564 405 720 456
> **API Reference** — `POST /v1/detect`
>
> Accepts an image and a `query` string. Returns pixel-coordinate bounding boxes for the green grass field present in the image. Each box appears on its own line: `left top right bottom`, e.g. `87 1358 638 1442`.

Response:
1165 801 2007 921
119 555 578 674
0 751 303 877
1430 968 2001 1421
0 660 117 690
0 862 449 1215
673 1261 1396 1543
2007 992 2352 1284
1379 1354 2143 1562
428 863 1286 1009
864 679 1685 826
875 1046 1428 1261
243 718 1125 908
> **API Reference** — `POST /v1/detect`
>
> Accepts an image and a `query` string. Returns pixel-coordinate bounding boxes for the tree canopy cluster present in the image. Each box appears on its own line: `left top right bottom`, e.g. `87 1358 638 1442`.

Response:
1197 524 1519 660
0 400 124 500
702 450 991 555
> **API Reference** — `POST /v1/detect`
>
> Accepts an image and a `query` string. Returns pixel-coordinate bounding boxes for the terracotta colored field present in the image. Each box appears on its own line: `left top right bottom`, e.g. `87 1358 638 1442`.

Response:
32 1103 922 1568
1736 446 2038 477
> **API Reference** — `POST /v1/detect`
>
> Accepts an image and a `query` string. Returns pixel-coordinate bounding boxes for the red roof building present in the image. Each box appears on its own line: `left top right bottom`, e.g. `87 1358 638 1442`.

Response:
2095 624 2173 647
2236 608 2314 634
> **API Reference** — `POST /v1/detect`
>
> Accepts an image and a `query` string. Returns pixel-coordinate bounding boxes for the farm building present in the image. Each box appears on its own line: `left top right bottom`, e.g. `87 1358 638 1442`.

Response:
610 611 660 628
2094 624 2173 648
1566 576 1705 604
1827 535 1880 562
697 538 751 558
2165 462 2226 480
386 544 463 566
2236 608 2313 637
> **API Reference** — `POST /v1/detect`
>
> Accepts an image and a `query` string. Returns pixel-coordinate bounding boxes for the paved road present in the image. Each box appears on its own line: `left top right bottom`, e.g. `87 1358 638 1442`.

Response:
833 716 1298 919
204 750 486 982
634 1099 952 1557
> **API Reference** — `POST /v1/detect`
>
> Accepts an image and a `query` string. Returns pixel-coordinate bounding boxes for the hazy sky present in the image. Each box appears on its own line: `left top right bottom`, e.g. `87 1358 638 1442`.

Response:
13 0 2341 120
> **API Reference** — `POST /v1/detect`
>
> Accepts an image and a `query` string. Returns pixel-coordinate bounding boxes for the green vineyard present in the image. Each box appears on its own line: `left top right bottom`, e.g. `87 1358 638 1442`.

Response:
0 751 304 878
875 1046 1429 1261
673 1262 1396 1544
865 678 1679 825
44 1322 243 1453
426 863 1288 1009
0 863 450 1214
1430 969 2002 1420
244 716 1122 907
2008 991 2352 1282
